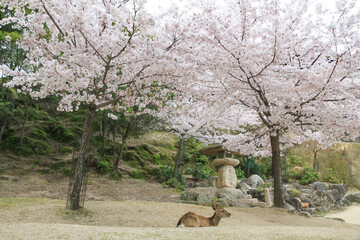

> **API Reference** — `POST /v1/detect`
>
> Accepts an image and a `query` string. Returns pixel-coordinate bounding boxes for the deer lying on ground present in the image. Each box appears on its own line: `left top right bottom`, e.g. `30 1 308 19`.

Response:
177 203 231 227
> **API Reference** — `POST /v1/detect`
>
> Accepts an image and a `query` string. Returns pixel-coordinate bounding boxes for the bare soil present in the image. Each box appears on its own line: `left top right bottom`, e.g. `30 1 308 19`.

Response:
1 172 360 240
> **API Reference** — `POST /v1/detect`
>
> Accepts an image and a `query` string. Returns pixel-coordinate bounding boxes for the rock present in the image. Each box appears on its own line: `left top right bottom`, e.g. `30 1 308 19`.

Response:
331 189 341 201
315 206 329 213
310 190 336 207
217 165 238 188
241 174 264 188
285 198 302 210
345 192 360 203
302 208 316 215
208 176 218 188
180 187 217 204
265 188 273 207
285 202 296 212
195 181 210 188
339 197 351 207
212 158 239 168
331 184 348 197
237 182 251 192
217 188 246 199
299 211 311 218
216 197 249 208
240 198 259 207
310 182 329 191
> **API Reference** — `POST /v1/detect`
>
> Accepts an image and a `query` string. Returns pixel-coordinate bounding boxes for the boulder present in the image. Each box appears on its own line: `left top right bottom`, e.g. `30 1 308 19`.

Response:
237 182 251 192
212 158 239 168
330 184 348 197
217 188 246 199
285 198 302 210
180 187 217 204
195 181 211 188
345 192 360 203
339 197 351 207
216 197 249 208
241 174 264 188
208 176 218 188
217 165 238 188
284 202 296 212
310 182 329 191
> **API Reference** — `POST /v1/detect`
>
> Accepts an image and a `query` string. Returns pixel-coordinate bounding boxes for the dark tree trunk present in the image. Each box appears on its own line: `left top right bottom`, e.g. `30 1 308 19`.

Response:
68 105 96 210
174 136 185 182
114 138 126 170
270 131 284 208
47 101 57 118
19 111 29 146
0 119 7 146
313 151 318 172
112 122 116 160
100 118 105 157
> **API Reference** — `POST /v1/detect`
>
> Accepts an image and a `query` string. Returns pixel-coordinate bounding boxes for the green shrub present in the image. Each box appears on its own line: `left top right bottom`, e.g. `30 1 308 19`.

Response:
109 170 123 181
97 160 112 173
60 167 72 176
59 146 73 154
50 125 76 142
235 166 245 180
189 162 213 180
14 145 34 155
31 127 48 140
299 167 320 185
130 169 149 180
156 162 175 183
30 139 52 155
323 168 341 184
253 182 273 201
289 188 301 198
163 178 185 191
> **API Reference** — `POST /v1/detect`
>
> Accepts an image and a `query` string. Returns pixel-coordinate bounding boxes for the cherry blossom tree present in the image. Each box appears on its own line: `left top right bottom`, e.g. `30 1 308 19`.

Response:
188 0 360 207
0 0 184 210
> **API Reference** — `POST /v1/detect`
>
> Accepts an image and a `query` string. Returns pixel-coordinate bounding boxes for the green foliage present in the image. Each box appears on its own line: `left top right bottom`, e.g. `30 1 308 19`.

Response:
130 169 149 180
60 167 72 177
31 126 48 140
30 139 52 155
50 125 76 142
288 188 301 198
235 166 245 180
156 162 175 183
59 146 73 154
97 159 112 174
323 168 341 184
252 182 273 202
299 167 320 185
109 170 123 181
162 178 185 191
189 162 213 180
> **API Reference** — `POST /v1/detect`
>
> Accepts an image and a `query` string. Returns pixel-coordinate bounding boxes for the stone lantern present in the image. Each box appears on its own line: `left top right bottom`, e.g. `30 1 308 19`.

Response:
199 145 240 189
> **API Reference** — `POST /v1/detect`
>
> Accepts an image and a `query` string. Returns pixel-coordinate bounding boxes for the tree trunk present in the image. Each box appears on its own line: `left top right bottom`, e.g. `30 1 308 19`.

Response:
0 119 7 146
19 111 29 146
112 122 116 160
313 151 318 172
100 118 105 157
270 131 284 208
114 138 126 170
174 136 185 182
68 105 96 210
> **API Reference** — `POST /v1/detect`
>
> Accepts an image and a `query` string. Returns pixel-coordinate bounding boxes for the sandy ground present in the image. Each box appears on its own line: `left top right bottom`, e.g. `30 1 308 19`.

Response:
325 206 360 225
1 173 360 239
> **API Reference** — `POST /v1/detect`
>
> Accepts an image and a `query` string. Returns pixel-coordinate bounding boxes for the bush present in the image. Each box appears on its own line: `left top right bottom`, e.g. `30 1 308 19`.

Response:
323 168 340 184
59 146 73 154
29 139 52 155
61 167 72 176
299 167 320 185
50 125 76 142
189 162 213 180
97 160 112 173
288 188 301 198
31 127 48 140
163 178 185 191
235 166 245 180
156 162 175 183
109 170 123 181
130 169 149 180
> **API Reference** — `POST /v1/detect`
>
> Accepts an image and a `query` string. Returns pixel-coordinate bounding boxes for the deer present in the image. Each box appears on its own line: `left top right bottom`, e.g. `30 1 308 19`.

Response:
176 203 231 227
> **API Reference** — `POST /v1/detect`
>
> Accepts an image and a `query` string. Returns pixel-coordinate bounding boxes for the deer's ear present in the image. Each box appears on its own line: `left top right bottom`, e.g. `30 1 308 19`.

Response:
212 203 220 210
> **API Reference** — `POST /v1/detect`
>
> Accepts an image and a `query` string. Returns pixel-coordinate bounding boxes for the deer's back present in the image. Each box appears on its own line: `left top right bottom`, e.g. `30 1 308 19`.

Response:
177 211 211 227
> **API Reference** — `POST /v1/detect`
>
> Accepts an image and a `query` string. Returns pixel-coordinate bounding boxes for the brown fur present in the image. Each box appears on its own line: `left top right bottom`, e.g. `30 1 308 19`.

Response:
176 203 231 227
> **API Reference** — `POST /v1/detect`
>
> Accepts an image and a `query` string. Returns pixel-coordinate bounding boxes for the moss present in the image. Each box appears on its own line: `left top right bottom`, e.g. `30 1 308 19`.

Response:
30 139 52 155
59 146 73 154
129 169 149 180
31 126 48 140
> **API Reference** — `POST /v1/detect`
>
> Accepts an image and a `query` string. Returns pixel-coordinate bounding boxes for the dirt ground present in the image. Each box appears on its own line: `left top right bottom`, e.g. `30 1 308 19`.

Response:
1 173 360 240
